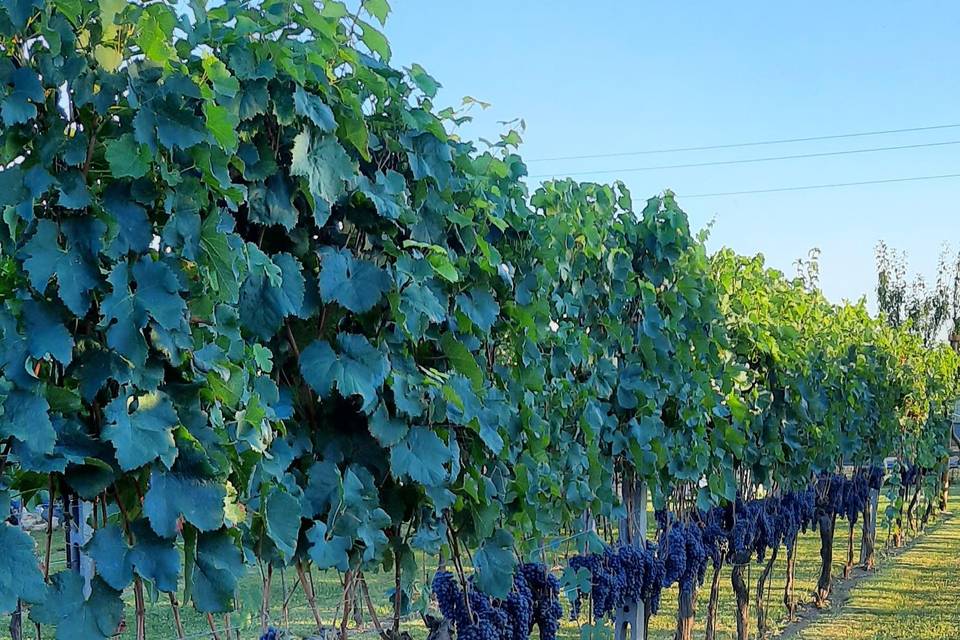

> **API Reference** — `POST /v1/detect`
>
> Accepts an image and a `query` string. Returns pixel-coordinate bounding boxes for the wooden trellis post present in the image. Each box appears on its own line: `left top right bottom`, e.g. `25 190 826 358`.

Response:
64 493 94 596
614 481 647 640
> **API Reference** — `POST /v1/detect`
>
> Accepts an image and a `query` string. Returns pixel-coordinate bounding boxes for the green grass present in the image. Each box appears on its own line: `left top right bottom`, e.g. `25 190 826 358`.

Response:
15 493 954 640
789 502 960 639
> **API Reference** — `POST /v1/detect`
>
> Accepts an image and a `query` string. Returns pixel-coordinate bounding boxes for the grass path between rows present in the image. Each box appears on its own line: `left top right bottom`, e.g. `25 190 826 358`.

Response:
784 510 960 640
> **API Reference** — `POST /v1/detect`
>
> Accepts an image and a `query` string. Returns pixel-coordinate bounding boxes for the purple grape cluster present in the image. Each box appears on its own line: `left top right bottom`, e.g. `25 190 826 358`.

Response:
780 488 815 548
519 563 562 640
431 564 562 640
567 542 660 621
901 463 921 487
700 506 730 569
259 628 280 640
658 521 709 598
432 571 502 640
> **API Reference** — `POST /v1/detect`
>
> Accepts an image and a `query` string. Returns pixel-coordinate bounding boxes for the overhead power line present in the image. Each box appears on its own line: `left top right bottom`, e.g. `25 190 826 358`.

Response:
527 123 960 162
528 139 960 179
678 172 960 198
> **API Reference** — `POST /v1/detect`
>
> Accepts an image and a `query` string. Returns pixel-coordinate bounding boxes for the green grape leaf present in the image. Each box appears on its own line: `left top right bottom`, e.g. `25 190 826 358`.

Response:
190 529 244 613
20 218 104 316
85 525 133 591
398 279 445 335
58 171 92 209
265 487 301 559
248 174 298 230
29 573 124 640
103 185 152 257
290 129 356 227
0 389 56 455
369 403 408 447
129 520 181 593
305 521 351 571
204 101 239 153
299 333 390 411
1 68 43 124
357 170 407 220
389 426 451 487
104 133 151 179
102 389 180 471
0 523 47 613
407 63 439 98
293 86 336 132
404 132 452 189
23 299 73 365
144 470 225 538
456 289 499 332
472 529 516 599
318 247 391 313
202 55 240 98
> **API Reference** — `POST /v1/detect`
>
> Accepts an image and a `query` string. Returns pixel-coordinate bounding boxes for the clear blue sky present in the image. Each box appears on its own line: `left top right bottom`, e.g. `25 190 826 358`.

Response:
385 1 960 306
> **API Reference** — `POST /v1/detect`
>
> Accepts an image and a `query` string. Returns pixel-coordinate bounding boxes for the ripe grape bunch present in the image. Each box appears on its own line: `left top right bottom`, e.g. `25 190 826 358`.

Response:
567 542 659 621
658 521 708 599
432 564 562 640
259 628 281 640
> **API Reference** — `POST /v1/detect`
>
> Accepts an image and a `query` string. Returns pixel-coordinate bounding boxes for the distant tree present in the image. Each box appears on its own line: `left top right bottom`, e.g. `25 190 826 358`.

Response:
937 247 960 350
794 247 821 291
875 241 948 347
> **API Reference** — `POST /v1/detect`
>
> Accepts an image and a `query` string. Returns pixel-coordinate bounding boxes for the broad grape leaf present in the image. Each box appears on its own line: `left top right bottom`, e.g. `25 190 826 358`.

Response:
204 100 239 152
440 333 482 388
317 247 391 313
299 333 389 410
398 279 445 335
1 68 43 124
239 252 304 339
0 166 27 211
161 208 202 260
456 289 500 332
190 529 244 613
1 0 44 28
144 470 225 538
248 174 298 230
102 389 179 471
472 529 516 599
0 388 56 455
404 131 452 189
305 521 351 571
201 55 240 98
129 520 180 593
23 300 73 366
363 0 391 25
290 128 356 227
103 184 151 257
199 211 245 304
389 426 451 487
20 218 105 316
64 458 117 500
407 63 439 98
136 8 176 64
58 171 92 209
0 523 47 613
302 460 341 519
86 525 133 591
369 403 408 447
357 170 407 220
29 573 124 640
264 487 301 559
293 86 336 131
100 258 187 365
104 133 151 178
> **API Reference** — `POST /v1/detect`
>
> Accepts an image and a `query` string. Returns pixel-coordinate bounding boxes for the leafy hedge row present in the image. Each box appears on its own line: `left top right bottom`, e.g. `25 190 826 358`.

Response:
0 0 956 638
